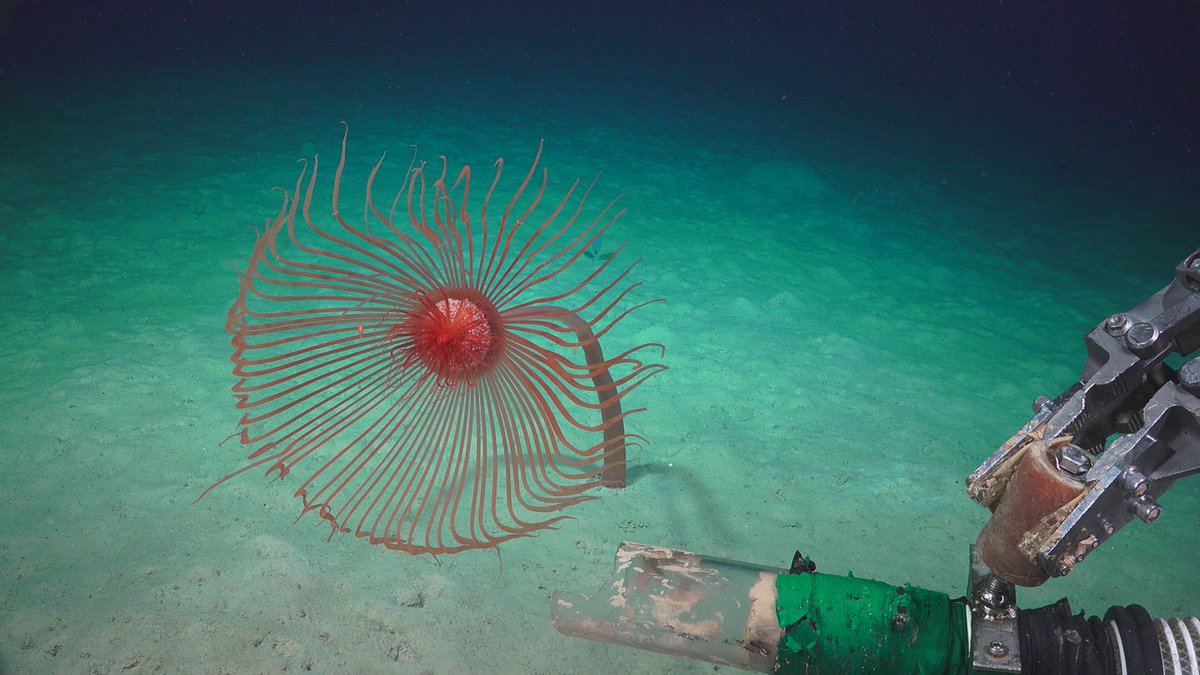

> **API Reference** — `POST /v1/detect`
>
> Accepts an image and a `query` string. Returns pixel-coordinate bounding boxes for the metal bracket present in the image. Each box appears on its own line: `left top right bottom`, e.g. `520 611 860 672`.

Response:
968 546 1022 673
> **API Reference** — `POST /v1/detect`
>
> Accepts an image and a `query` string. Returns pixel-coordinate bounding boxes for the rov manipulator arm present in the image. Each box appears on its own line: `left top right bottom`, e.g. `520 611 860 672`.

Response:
550 251 1200 674
968 248 1200 587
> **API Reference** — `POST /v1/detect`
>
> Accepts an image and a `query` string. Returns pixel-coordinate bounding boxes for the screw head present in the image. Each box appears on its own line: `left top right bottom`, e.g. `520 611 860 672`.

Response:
1185 259 1200 289
987 640 1009 658
1033 395 1051 413
1130 496 1162 524
1179 358 1200 396
1121 467 1149 497
1125 322 1158 351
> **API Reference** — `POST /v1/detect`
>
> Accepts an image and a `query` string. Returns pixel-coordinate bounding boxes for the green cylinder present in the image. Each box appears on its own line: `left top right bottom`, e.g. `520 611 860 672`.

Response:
775 571 971 674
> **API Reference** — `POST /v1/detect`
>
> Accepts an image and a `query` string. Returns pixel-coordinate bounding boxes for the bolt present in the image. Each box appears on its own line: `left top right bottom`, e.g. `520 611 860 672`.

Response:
1056 444 1092 476
1125 322 1158 351
987 641 1009 658
977 575 1012 611
1180 358 1200 397
1098 517 1116 536
1121 467 1149 497
1130 496 1162 524
979 591 1003 609
1186 259 1200 290
1114 410 1139 433
1033 395 1051 413
1104 313 1130 336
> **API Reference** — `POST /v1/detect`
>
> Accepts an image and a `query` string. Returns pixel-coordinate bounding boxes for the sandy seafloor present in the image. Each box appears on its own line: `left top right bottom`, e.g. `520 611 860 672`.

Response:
1 65 1198 674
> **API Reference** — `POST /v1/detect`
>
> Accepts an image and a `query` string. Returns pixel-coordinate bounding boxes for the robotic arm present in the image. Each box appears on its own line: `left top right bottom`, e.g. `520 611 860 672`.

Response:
969 248 1200 587
553 249 1200 673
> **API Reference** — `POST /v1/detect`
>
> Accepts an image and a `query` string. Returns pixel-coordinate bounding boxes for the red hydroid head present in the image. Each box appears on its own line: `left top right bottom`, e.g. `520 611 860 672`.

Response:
202 127 665 555
396 288 504 385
